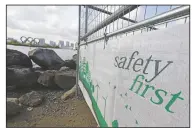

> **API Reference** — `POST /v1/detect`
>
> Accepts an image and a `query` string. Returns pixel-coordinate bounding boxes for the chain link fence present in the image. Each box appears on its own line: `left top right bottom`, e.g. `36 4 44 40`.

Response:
79 5 189 45
76 5 190 95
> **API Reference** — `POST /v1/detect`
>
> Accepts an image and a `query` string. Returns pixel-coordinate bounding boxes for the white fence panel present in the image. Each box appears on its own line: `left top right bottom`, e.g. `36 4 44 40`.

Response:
78 23 189 127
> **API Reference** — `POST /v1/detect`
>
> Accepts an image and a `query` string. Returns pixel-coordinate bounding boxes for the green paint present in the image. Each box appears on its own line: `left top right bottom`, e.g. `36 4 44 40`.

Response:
79 60 108 127
129 74 185 114
125 104 131 111
140 84 155 98
112 120 119 127
129 75 145 94
150 89 167 105
91 80 95 92
165 91 184 113
125 104 128 109
135 119 139 125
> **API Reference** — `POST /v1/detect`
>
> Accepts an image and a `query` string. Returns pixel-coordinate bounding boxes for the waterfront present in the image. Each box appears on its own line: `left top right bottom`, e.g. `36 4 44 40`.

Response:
7 45 77 67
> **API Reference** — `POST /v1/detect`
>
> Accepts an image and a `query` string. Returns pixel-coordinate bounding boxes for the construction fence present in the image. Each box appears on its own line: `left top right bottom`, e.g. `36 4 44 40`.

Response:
77 5 190 127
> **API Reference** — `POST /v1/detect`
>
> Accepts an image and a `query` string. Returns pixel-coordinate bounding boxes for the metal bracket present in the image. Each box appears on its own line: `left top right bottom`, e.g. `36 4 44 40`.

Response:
103 33 109 49
84 38 88 49
104 32 109 42
103 26 109 49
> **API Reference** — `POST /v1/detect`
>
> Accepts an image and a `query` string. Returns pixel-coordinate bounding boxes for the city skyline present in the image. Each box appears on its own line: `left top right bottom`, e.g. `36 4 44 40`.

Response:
7 36 76 45
7 36 76 49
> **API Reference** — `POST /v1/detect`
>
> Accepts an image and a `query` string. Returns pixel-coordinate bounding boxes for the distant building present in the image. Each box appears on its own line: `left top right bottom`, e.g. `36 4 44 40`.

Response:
7 37 17 43
71 43 74 48
66 41 70 47
50 41 56 47
59 40 64 48
39 38 45 46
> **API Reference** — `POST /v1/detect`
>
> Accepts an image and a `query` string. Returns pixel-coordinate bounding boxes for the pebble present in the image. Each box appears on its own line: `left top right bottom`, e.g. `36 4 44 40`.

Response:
52 97 56 100
27 107 33 111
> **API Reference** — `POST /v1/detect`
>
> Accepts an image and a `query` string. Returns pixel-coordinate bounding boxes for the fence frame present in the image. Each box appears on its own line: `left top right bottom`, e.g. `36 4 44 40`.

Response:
76 4 190 126
80 5 189 46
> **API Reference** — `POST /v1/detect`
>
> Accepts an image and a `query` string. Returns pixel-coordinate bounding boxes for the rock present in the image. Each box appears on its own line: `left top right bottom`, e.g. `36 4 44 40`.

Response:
19 91 44 107
7 100 22 117
7 98 19 104
7 85 16 91
7 65 29 69
72 54 77 62
27 107 33 111
32 67 45 76
28 48 65 70
59 66 70 72
52 97 56 100
37 70 58 88
54 70 76 90
61 85 76 100
32 67 46 72
63 60 76 70
7 49 32 68
6 66 40 89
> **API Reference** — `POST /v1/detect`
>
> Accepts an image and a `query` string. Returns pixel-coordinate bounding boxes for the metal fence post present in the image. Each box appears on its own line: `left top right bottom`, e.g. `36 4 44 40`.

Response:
85 6 88 34
76 5 81 97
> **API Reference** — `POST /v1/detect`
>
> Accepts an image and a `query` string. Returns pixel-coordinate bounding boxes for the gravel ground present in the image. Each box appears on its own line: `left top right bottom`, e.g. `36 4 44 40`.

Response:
7 88 97 127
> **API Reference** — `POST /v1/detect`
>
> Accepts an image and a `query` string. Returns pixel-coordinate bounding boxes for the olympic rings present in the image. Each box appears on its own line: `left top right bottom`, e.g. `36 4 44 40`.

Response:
20 36 40 45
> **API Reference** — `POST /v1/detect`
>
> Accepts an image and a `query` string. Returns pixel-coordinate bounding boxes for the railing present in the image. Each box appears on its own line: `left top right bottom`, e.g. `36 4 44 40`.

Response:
79 5 189 44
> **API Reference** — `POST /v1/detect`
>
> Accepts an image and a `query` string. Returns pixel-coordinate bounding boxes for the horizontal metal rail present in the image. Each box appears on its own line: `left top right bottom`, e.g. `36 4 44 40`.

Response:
80 5 138 41
80 5 189 46
87 5 158 30
87 5 137 23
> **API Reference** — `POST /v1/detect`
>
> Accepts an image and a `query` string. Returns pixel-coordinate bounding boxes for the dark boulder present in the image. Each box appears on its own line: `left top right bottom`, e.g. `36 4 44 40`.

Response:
54 69 76 90
72 54 77 62
6 66 40 89
32 67 46 72
63 60 76 70
32 67 46 76
19 91 44 107
59 66 70 72
7 49 32 68
7 100 22 117
37 70 59 88
28 48 64 70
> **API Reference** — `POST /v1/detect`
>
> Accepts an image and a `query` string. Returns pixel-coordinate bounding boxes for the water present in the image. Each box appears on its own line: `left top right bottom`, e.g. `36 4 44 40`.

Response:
7 45 77 67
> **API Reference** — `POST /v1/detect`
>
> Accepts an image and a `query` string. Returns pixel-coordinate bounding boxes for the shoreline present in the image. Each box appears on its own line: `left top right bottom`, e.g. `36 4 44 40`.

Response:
7 44 61 49
7 44 77 50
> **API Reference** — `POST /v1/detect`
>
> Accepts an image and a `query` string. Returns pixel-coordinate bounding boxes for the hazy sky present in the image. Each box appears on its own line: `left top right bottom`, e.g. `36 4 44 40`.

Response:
7 6 78 44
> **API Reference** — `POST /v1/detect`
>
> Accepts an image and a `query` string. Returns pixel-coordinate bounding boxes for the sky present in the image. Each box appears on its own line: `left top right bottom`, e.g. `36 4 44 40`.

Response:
7 6 78 45
7 5 187 45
